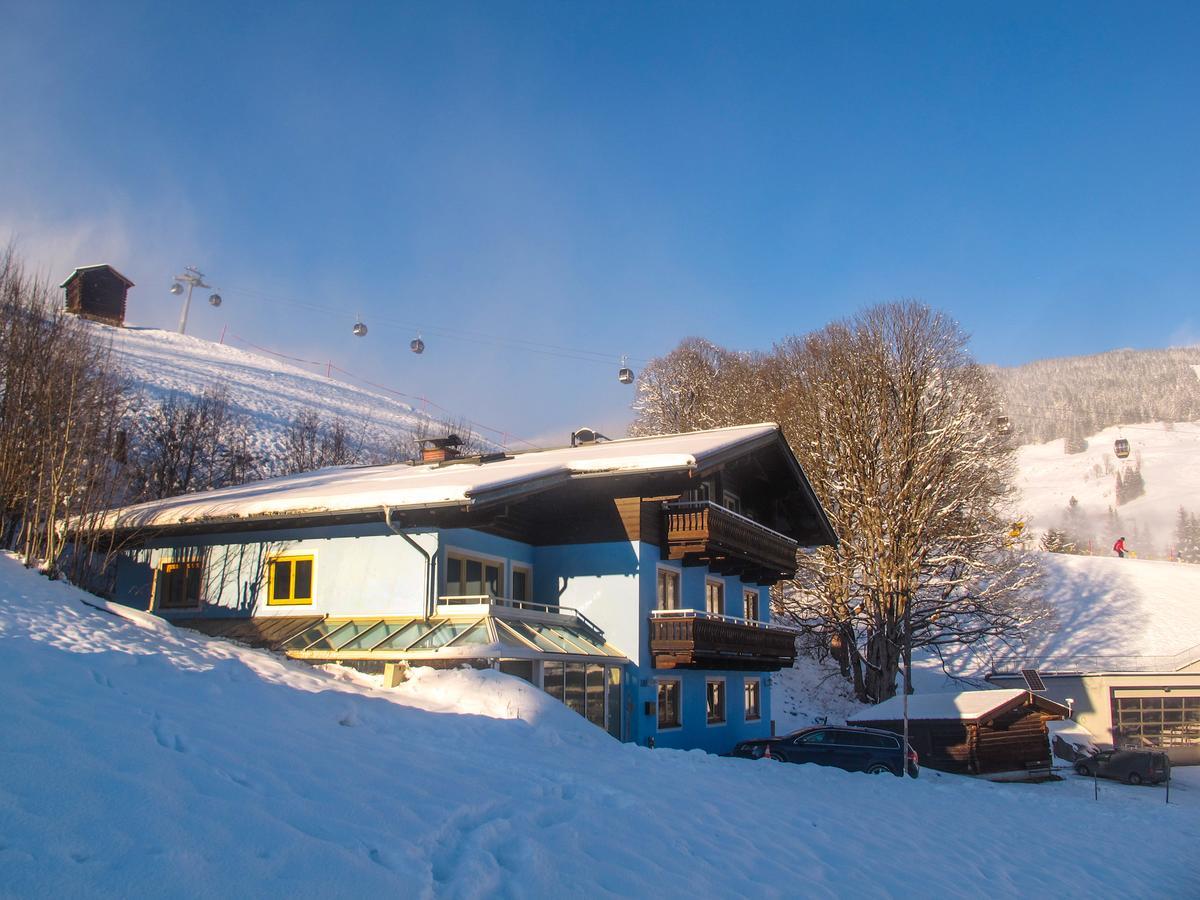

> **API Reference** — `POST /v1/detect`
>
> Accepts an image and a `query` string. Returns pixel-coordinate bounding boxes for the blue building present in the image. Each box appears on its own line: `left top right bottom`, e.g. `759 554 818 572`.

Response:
103 424 835 753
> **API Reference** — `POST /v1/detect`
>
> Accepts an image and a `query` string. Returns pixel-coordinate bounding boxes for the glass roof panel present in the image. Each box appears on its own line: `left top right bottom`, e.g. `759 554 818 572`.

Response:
329 620 384 651
375 620 439 651
284 620 341 651
523 622 585 653
337 619 412 651
408 620 474 650
302 620 359 651
505 621 566 653
495 620 538 648
445 621 491 646
551 627 606 654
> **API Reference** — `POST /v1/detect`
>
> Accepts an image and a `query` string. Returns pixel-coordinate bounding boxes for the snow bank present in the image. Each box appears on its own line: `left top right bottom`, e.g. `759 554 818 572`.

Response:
2 554 1197 898
848 689 1032 723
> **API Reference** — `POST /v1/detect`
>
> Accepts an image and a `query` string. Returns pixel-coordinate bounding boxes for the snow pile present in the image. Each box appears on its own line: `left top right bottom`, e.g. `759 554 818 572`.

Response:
1049 720 1104 762
3 554 1199 898
1015 421 1200 553
93 323 449 462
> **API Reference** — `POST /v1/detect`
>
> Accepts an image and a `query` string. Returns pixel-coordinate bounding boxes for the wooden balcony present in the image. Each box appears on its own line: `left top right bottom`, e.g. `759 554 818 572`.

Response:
649 611 798 671
662 501 798 584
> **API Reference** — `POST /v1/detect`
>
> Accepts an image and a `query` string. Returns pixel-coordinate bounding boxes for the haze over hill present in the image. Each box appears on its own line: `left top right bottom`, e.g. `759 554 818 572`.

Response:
90 322 493 470
991 346 1200 444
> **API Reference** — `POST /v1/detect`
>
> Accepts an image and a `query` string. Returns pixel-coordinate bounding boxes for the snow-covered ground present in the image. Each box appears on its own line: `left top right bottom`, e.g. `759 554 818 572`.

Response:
2 554 1198 898
1015 421 1200 553
93 323 454 462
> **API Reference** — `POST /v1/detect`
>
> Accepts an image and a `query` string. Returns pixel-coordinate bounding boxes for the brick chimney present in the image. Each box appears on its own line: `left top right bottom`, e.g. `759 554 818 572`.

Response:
420 434 463 464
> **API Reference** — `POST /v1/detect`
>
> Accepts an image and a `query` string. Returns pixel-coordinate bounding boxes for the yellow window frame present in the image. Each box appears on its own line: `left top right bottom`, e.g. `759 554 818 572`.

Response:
267 554 315 606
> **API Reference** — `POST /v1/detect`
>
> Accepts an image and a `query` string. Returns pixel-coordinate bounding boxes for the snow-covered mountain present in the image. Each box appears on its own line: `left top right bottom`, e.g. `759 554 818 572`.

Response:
3 553 1197 896
1013 421 1200 555
91 322 463 464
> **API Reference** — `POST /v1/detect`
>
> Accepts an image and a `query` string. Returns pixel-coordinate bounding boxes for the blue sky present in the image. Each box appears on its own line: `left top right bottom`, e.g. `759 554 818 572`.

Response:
2 2 1197 444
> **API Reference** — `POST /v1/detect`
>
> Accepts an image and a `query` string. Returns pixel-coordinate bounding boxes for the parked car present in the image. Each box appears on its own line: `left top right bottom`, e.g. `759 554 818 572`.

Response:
1074 749 1170 785
730 726 919 778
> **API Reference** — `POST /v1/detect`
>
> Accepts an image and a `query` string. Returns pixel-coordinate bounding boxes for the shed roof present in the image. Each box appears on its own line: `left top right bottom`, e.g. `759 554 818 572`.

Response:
848 689 1068 724
60 264 135 288
98 423 836 543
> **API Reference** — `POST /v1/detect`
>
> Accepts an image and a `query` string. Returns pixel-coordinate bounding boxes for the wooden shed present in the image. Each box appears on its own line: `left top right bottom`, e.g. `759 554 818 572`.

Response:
849 689 1069 780
61 264 133 326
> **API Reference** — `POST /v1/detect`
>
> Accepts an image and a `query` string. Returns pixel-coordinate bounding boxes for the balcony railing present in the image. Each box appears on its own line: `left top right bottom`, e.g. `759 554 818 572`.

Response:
662 501 799 583
436 594 606 638
649 609 798 671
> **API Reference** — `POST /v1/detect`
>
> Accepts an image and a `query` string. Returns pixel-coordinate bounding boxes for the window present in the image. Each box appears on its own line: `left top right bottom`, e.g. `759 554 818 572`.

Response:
744 588 760 621
565 662 586 717
706 578 725 616
511 565 532 602
586 664 606 728
722 491 741 515
544 661 565 702
445 551 503 598
798 729 831 744
155 560 202 610
656 567 680 610
686 482 711 503
706 679 726 725
657 680 682 729
744 678 761 721
268 555 314 605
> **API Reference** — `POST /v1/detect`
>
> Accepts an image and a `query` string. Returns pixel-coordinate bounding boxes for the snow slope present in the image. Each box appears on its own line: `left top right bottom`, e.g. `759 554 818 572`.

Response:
92 323 453 463
3 555 1198 898
1015 421 1200 553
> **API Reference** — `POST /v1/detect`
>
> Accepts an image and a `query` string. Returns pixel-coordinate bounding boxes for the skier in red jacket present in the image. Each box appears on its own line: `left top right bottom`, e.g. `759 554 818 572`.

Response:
1113 537 1127 558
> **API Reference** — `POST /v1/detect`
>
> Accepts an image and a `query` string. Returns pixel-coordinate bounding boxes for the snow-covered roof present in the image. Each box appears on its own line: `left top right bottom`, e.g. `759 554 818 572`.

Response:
848 689 1051 723
60 264 134 288
101 423 786 531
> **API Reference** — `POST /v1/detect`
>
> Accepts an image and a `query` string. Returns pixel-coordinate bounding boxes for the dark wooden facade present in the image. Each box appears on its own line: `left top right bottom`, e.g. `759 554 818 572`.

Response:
62 265 133 326
854 694 1068 777
649 615 797 671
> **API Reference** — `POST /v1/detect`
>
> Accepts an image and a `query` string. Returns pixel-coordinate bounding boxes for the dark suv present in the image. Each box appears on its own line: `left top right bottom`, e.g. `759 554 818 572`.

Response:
1074 749 1170 785
730 726 919 777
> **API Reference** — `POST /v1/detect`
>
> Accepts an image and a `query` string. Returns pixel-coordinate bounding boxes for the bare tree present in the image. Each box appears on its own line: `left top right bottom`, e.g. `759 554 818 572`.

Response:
632 302 1047 703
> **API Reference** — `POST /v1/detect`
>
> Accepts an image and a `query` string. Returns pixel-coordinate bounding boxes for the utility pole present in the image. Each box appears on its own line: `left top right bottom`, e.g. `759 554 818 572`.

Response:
169 267 218 335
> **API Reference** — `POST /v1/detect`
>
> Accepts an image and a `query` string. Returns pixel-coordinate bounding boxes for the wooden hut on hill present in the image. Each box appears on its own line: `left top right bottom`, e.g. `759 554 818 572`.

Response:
849 689 1069 780
61 264 133 326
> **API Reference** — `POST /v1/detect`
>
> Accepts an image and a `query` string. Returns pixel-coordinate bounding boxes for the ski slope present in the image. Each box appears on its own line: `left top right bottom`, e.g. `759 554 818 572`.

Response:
2 554 1198 898
1015 421 1200 554
91 322 456 463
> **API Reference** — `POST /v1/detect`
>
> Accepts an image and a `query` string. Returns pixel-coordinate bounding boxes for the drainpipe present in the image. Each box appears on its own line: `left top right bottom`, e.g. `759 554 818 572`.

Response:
383 505 437 619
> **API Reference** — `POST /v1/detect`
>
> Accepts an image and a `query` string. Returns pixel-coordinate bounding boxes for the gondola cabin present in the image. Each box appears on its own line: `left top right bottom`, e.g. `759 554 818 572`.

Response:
849 689 1069 781
1114 438 1131 459
61 264 133 326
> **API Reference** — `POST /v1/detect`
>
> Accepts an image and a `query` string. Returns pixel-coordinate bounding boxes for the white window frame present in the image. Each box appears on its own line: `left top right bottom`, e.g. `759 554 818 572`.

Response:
743 677 762 722
705 576 725 616
722 490 741 515
656 678 683 731
444 546 507 598
743 587 761 622
510 562 533 602
706 677 727 726
656 564 682 611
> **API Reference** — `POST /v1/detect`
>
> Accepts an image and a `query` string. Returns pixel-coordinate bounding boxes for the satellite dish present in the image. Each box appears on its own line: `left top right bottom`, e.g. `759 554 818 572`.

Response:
208 293 222 307
169 282 184 295
352 321 368 337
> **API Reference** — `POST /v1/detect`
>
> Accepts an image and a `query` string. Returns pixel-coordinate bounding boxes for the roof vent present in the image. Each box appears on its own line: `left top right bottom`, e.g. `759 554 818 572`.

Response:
570 427 610 447
419 434 463 464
